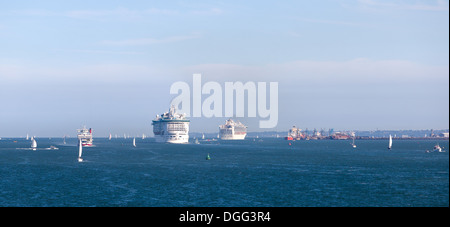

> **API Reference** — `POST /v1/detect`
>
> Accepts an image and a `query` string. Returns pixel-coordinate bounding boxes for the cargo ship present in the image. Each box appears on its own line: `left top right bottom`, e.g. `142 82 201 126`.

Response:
152 105 190 144
285 126 303 140
330 132 350 140
77 126 93 147
219 119 247 140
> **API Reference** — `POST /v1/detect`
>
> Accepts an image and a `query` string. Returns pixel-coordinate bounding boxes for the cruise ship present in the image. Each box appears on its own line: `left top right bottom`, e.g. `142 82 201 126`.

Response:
77 126 93 147
219 119 247 140
152 105 190 144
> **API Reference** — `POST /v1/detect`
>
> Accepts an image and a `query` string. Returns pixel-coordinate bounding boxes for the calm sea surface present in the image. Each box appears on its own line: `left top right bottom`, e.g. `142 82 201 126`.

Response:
0 137 448 207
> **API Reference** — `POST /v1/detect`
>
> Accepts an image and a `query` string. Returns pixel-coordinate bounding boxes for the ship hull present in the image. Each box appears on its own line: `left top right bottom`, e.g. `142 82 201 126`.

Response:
154 134 189 144
78 137 93 147
220 133 246 140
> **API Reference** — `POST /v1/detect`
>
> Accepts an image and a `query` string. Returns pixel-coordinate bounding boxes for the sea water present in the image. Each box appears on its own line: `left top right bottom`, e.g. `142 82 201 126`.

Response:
0 138 448 207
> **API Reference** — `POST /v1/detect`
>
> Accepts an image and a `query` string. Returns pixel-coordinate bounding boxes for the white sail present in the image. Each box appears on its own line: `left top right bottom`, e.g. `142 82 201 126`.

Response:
31 137 37 150
133 137 136 147
78 139 83 162
26 134 29 140
388 135 392 149
109 133 112 140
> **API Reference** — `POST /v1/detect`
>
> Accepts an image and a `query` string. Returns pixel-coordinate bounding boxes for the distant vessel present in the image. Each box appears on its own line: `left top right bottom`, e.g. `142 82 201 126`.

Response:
77 139 83 162
352 136 357 148
31 137 37 151
152 105 190 144
219 119 247 140
331 132 350 140
206 153 211 160
285 126 298 140
433 144 443 152
77 126 93 147
388 135 392 150
133 137 136 147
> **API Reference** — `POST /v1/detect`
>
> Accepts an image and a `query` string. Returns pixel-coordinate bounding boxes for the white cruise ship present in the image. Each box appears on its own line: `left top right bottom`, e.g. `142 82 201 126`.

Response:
77 126 93 147
152 105 190 144
219 119 247 140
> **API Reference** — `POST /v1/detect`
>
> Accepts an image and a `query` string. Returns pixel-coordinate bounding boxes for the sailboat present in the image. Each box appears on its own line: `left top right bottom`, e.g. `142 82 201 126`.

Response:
31 137 37 151
109 133 112 140
206 153 211 160
78 139 83 162
388 135 392 150
133 137 136 147
26 134 29 140
351 136 357 148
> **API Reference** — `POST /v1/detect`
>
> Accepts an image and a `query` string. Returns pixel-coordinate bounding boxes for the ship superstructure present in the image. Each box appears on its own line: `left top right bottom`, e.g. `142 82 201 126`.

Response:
219 119 247 140
285 126 300 140
152 105 190 144
77 126 93 147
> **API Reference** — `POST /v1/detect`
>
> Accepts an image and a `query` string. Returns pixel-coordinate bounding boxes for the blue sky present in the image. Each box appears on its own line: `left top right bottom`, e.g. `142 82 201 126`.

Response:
0 0 449 137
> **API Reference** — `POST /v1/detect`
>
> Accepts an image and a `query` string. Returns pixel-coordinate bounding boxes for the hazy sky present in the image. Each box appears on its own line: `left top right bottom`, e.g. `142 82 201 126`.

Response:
0 0 449 137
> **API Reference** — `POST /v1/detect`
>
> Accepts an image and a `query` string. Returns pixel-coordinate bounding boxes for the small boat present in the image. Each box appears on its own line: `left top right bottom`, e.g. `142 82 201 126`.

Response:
351 136 357 148
194 138 200 144
31 137 37 151
388 135 392 150
206 153 211 160
433 144 443 152
78 139 83 162
133 137 136 147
